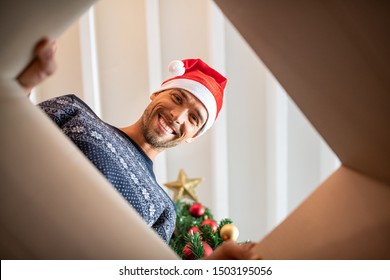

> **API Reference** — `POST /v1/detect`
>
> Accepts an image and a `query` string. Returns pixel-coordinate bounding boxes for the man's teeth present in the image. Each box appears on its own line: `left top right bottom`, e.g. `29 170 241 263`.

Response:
159 117 174 134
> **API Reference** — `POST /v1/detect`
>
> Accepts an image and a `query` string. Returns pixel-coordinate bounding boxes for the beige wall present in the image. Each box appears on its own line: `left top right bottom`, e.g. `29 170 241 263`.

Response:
94 0 150 126
33 22 83 102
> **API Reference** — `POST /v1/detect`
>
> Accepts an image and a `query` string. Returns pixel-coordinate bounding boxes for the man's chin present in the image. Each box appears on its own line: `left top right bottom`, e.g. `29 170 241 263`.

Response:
145 136 179 149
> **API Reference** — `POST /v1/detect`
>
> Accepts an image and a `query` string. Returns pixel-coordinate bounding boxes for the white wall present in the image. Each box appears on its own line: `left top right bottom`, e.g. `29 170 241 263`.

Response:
32 0 340 242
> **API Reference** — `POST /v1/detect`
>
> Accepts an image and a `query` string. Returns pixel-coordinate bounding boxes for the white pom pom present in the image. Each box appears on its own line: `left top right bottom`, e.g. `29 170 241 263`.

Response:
168 60 185 76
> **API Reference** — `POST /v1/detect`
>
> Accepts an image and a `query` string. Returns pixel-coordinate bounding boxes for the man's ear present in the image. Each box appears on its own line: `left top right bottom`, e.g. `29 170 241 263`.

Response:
185 137 196 143
186 126 204 143
150 92 158 100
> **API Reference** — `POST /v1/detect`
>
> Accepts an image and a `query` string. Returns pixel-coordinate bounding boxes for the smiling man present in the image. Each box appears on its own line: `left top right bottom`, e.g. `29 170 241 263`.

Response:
121 58 226 158
21 41 227 244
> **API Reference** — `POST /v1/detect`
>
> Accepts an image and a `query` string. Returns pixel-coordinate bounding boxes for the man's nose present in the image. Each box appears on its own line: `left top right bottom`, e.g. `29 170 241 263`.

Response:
171 107 188 124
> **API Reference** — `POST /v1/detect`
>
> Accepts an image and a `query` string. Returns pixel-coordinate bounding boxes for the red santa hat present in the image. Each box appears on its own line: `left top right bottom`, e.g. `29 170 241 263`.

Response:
154 58 227 137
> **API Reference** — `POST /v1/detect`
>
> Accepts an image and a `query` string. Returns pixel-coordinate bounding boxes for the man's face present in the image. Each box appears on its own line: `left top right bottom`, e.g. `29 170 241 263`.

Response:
141 88 208 149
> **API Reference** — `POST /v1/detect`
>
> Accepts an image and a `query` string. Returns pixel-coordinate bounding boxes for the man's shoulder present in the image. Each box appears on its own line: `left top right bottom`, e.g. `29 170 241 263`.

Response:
39 94 96 114
37 94 102 127
40 93 82 107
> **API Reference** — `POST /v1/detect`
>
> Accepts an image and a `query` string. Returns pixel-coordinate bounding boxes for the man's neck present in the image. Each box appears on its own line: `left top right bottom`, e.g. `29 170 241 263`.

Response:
119 121 162 161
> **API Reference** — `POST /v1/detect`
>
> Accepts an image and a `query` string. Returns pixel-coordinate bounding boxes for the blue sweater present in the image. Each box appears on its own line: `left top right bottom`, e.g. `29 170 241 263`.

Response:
38 94 175 243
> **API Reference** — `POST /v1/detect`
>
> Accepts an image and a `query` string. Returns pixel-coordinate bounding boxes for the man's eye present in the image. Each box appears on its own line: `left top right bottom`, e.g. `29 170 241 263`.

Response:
190 114 199 125
172 94 182 103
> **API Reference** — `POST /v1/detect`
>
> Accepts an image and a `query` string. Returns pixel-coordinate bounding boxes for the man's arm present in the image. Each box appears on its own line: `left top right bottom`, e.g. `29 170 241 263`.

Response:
16 39 57 96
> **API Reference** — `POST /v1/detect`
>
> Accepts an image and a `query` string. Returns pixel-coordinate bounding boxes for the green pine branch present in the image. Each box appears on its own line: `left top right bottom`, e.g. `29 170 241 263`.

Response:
169 200 237 259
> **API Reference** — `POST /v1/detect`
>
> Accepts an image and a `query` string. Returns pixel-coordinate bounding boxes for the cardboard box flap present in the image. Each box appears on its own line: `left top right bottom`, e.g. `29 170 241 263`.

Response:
0 0 98 78
214 0 390 185
256 166 390 259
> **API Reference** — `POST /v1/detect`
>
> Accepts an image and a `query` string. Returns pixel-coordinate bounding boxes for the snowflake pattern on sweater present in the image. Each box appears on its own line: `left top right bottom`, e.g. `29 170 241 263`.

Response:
38 94 176 243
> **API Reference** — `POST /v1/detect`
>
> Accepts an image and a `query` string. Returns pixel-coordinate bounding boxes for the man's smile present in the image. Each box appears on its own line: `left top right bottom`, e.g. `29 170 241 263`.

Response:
158 113 176 135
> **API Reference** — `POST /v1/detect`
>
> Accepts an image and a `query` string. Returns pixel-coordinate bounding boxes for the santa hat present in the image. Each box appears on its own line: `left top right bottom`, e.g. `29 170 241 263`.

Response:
153 58 227 137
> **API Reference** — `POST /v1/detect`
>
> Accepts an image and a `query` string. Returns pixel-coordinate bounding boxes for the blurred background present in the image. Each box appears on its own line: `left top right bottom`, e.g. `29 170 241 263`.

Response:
31 0 340 242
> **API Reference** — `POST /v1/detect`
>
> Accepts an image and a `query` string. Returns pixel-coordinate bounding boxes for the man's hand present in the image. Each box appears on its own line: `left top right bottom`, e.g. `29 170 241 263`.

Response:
202 241 262 260
17 39 57 96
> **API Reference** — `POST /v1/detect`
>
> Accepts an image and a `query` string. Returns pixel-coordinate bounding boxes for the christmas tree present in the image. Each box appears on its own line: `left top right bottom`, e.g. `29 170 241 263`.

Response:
165 169 240 260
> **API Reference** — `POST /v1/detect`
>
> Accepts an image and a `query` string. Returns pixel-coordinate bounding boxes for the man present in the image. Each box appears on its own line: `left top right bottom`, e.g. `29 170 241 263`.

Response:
17 39 260 259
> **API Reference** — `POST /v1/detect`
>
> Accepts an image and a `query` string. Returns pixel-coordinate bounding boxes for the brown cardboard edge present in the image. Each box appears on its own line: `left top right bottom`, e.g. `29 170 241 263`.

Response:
254 166 390 259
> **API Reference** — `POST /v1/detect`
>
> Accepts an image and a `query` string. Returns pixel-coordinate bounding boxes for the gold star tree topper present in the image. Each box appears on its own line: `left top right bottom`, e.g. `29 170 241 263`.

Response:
164 169 202 202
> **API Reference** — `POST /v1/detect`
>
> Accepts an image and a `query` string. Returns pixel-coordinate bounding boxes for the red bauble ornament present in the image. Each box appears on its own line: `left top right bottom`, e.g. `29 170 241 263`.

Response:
201 218 218 232
189 203 205 217
188 226 201 235
183 243 195 260
182 242 213 259
202 242 213 257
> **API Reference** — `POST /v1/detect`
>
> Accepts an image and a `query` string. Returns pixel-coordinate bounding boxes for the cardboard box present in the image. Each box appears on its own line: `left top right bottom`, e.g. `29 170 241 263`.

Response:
2 0 389 259
214 0 390 259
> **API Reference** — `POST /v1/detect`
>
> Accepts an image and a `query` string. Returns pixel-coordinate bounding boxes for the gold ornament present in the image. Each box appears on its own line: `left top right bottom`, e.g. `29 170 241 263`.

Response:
164 169 202 202
220 224 239 241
